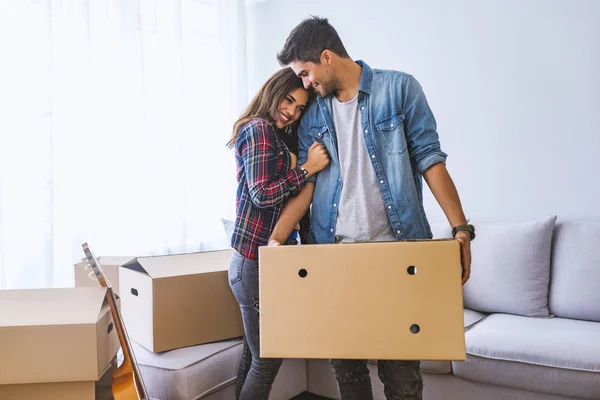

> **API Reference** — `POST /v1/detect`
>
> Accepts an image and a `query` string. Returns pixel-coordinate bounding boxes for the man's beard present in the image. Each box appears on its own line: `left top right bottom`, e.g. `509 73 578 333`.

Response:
318 78 340 98
317 68 340 98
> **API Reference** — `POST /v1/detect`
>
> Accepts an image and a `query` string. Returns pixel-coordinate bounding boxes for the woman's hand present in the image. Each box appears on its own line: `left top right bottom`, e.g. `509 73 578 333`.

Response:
302 142 330 177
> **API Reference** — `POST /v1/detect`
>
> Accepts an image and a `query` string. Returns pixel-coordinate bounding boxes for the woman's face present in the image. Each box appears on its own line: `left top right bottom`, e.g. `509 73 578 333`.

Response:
275 87 309 129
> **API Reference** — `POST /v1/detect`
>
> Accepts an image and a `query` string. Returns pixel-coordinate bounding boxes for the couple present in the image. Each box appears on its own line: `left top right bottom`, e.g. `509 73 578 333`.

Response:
227 16 474 400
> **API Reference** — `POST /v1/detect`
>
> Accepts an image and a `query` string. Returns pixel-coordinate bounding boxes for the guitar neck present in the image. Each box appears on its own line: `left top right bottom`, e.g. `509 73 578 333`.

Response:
105 287 149 398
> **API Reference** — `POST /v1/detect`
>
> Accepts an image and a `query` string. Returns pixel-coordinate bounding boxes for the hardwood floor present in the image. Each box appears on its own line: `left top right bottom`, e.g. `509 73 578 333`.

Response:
290 392 334 400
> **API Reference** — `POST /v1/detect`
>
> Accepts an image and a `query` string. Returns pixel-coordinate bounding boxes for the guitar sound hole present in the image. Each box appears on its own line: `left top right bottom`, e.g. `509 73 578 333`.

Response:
107 323 114 334
131 288 139 296
407 266 417 275
410 324 420 334
298 269 308 278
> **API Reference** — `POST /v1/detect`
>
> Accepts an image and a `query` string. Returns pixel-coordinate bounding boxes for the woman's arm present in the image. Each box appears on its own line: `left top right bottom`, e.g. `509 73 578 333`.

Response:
239 120 306 209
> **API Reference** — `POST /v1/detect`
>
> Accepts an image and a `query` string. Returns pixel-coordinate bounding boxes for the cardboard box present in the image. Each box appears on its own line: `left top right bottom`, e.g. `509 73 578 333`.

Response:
0 287 120 384
74 255 133 297
120 249 244 352
259 240 466 360
0 362 114 400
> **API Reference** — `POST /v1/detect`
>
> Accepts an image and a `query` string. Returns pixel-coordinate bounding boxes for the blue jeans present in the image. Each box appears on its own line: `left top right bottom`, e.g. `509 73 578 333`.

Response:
330 359 423 400
229 250 282 400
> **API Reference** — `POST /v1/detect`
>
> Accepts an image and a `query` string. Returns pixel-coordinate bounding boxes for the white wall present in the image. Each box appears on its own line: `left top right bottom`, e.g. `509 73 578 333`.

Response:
246 0 600 224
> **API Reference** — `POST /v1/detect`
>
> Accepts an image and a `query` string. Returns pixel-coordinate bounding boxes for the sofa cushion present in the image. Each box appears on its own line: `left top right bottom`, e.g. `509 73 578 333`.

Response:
221 218 235 243
549 220 600 322
367 309 487 374
453 313 600 399
127 338 306 399
462 215 557 317
463 308 488 331
429 221 453 239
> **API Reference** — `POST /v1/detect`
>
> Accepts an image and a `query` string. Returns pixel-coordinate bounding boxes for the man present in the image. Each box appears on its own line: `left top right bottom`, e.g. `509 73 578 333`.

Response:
269 16 474 400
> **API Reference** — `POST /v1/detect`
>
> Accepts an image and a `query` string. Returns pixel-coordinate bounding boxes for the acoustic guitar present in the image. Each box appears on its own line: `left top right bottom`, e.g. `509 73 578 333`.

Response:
82 242 149 400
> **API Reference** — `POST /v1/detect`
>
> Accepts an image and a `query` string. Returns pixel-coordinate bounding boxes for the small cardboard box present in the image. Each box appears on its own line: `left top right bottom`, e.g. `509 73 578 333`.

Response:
74 256 133 297
120 249 244 352
0 287 120 384
259 240 466 360
0 362 114 400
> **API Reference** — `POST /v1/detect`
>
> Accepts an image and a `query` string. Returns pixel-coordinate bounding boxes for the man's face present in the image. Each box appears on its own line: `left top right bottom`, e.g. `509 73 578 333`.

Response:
289 59 338 98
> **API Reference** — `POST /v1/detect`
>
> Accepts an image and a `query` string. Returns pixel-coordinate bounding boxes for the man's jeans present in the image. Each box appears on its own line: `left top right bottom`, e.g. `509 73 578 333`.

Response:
229 250 282 400
331 359 423 400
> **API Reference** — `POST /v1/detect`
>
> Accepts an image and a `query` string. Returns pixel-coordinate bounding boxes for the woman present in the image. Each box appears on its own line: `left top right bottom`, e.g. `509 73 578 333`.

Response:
227 67 329 399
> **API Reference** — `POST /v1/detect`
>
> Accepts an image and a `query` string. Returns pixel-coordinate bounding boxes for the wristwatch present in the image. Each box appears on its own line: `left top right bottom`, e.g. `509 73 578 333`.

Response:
452 224 476 241
301 168 309 179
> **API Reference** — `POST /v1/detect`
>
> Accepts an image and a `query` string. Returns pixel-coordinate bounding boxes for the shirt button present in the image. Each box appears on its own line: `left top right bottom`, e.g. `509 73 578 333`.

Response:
330 228 334 232
388 205 392 209
380 180 384 184
391 124 394 127
397 230 401 234
333 203 337 207
318 133 322 137
361 106 365 110
364 129 368 133
371 154 376 159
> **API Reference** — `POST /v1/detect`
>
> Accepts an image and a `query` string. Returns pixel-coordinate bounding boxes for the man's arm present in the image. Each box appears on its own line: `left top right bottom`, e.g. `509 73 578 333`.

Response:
269 182 315 245
401 74 471 284
423 162 471 285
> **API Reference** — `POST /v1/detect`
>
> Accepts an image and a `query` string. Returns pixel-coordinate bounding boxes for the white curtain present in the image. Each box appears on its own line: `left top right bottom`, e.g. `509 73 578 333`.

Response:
0 0 247 289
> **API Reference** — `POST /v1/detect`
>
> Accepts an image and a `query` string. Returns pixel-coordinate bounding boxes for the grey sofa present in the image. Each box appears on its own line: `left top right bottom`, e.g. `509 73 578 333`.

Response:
134 216 599 399
306 217 600 399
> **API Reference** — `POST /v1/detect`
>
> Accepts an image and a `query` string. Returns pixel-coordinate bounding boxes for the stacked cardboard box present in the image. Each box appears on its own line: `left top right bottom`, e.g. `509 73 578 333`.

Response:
0 287 120 399
119 249 244 352
74 249 244 353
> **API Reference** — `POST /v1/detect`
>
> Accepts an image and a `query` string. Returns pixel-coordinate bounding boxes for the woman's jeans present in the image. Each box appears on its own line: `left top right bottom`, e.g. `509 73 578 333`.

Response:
229 250 282 400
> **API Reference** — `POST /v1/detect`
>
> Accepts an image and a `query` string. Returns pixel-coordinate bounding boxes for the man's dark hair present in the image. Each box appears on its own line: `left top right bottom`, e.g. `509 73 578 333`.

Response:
277 16 350 66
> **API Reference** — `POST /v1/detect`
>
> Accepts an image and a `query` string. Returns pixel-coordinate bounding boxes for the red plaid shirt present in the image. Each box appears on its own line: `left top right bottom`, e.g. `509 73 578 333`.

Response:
231 118 306 260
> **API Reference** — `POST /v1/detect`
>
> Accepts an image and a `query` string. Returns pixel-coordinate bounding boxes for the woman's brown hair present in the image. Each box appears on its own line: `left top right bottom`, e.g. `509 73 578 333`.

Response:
227 67 313 149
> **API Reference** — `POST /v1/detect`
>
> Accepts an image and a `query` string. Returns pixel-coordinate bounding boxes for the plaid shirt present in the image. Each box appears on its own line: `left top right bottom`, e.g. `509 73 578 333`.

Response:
231 118 306 260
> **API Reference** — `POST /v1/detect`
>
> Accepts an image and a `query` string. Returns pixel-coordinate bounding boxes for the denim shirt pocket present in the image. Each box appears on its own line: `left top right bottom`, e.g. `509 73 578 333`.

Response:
375 112 407 155
308 125 328 143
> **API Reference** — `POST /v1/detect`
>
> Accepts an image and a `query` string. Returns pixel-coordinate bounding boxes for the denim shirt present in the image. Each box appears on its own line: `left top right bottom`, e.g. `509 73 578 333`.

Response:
297 61 447 244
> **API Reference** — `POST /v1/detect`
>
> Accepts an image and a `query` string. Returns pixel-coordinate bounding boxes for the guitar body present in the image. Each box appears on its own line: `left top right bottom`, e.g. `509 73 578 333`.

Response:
113 362 141 400
82 242 149 400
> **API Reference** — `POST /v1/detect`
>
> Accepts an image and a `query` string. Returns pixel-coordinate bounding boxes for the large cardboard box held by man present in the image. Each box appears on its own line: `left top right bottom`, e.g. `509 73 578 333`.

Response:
0 287 120 386
259 240 466 361
74 255 133 297
119 249 244 352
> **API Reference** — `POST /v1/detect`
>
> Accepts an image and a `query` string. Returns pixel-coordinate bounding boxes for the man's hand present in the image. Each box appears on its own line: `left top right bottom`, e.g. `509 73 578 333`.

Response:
454 230 471 285
268 239 281 247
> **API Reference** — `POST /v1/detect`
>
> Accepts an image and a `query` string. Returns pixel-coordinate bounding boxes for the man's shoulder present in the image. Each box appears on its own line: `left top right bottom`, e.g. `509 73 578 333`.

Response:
300 100 322 127
371 67 413 86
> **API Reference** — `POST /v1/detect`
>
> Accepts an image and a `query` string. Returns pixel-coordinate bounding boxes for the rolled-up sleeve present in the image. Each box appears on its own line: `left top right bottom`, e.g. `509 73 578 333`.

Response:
402 75 447 175
297 115 317 183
